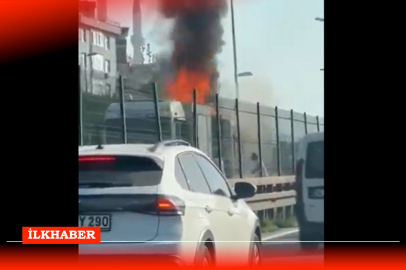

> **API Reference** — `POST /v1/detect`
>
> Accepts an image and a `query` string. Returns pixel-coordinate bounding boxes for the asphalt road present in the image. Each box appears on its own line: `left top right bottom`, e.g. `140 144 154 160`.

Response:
261 229 324 264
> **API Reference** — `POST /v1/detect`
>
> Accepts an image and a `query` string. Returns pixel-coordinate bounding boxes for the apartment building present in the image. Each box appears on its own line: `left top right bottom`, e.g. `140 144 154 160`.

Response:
78 0 127 96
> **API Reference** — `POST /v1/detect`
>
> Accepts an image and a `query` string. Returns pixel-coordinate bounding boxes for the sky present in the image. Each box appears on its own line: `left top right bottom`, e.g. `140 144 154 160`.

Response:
107 0 324 117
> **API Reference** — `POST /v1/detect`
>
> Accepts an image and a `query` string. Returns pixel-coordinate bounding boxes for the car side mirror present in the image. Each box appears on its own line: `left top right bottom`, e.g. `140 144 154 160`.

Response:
233 182 257 200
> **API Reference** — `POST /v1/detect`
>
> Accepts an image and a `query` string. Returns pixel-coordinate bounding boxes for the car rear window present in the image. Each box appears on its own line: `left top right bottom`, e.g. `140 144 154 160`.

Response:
305 141 324 179
79 155 163 187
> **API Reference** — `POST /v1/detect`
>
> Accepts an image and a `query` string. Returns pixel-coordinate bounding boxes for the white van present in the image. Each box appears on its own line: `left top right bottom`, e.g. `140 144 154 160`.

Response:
294 132 324 249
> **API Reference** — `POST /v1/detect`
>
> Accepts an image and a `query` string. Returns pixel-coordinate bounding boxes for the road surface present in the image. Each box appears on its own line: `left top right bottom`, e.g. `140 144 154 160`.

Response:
261 229 324 264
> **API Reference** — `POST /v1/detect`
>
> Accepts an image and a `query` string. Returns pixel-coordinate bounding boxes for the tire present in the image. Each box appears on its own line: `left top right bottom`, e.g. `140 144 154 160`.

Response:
249 234 262 266
299 229 319 251
195 245 214 268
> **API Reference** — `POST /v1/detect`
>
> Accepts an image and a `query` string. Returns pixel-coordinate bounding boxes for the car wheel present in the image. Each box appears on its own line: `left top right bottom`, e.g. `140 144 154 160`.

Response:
250 234 262 266
196 245 214 268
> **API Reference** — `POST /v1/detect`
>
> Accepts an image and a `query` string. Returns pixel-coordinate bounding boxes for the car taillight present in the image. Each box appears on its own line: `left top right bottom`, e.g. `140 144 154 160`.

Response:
79 194 185 216
156 195 185 216
79 156 116 162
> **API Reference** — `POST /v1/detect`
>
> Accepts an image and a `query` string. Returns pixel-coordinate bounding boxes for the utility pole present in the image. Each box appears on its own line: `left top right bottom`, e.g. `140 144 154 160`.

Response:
316 17 324 71
230 0 239 99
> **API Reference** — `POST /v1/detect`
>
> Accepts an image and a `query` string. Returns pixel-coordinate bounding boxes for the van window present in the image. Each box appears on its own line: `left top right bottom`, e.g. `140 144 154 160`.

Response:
305 141 324 179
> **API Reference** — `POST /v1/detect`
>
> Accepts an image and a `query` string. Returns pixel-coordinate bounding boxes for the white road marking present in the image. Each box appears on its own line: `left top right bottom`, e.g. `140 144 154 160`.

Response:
262 229 299 241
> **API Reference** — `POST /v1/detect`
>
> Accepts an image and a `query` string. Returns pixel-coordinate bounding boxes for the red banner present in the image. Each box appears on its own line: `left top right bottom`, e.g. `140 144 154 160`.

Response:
22 227 100 244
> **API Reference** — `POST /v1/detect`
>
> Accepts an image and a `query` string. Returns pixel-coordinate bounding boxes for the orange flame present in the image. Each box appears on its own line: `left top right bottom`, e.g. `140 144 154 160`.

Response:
166 68 211 104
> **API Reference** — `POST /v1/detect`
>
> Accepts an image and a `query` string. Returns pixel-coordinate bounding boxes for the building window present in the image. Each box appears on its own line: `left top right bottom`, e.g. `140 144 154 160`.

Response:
89 29 109 49
89 29 111 49
92 58 100 71
79 53 86 68
92 54 104 71
104 36 110 50
101 33 105 47
91 30 97 45
104 59 110 73
79 28 85 42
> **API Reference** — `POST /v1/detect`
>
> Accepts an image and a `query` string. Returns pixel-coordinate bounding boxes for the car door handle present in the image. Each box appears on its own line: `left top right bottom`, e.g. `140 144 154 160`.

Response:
205 205 213 213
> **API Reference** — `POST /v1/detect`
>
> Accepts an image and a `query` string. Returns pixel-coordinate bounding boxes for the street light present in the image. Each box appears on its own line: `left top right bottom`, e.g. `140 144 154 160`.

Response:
230 0 239 99
230 1 253 99
237 71 253 77
315 17 324 71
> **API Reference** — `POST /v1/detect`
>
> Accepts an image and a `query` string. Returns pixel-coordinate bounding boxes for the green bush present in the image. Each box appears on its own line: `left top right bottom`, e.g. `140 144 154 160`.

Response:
260 219 278 233
260 216 298 233
274 216 298 228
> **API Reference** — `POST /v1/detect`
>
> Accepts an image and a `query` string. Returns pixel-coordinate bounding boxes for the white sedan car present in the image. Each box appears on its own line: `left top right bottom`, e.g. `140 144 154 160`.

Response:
79 140 262 267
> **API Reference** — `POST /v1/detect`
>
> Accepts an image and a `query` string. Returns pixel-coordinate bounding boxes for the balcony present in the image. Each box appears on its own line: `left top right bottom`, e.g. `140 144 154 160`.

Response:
91 69 109 80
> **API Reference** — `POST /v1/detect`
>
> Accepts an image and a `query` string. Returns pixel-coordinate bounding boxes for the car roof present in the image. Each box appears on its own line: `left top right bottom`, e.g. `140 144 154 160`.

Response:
78 142 202 160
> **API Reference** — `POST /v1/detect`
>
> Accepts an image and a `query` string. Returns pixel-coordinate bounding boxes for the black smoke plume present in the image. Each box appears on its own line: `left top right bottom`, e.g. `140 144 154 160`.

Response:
157 0 228 73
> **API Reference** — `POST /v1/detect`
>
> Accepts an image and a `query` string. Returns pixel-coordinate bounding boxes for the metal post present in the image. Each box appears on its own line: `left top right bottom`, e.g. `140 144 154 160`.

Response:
193 89 198 147
236 98 243 178
153 83 162 142
118 76 127 144
88 35 93 94
257 102 263 177
304 112 308 135
275 107 281 176
83 57 89 93
89 57 94 94
290 109 295 174
215 94 223 172
79 65 83 146
316 116 320 132
230 0 239 99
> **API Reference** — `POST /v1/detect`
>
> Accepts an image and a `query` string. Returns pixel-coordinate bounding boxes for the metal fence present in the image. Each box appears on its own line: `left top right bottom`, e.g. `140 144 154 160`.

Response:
79 66 324 179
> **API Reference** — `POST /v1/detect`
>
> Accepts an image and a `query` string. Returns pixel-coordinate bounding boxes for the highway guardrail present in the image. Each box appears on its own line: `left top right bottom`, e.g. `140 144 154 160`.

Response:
228 176 296 220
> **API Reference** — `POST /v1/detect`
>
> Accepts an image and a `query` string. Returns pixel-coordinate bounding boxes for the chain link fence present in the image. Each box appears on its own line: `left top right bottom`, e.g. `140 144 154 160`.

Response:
79 65 324 179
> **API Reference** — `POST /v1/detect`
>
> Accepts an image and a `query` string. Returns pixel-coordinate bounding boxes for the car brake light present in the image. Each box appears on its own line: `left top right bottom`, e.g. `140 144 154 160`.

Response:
79 156 116 162
157 198 174 209
156 196 185 216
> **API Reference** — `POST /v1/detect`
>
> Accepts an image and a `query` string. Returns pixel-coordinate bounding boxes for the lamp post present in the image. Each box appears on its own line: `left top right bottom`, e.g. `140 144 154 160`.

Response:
230 0 239 99
316 17 324 71
231 0 254 98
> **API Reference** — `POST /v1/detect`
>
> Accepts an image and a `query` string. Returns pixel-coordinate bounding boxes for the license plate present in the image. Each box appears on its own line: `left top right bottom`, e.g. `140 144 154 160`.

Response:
79 214 111 231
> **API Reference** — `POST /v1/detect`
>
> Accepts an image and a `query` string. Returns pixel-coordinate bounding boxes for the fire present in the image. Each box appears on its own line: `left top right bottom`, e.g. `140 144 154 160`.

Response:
166 68 211 104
